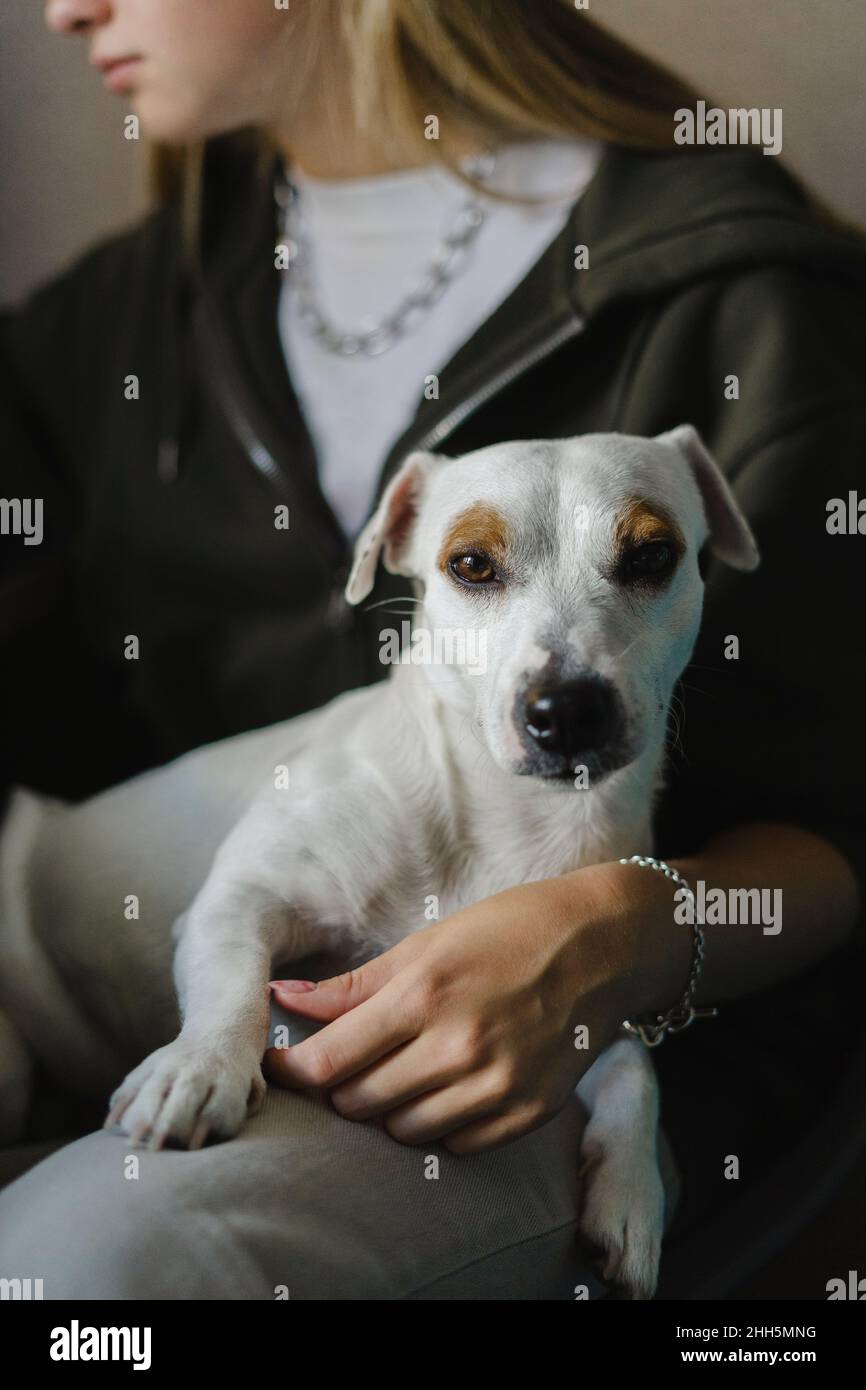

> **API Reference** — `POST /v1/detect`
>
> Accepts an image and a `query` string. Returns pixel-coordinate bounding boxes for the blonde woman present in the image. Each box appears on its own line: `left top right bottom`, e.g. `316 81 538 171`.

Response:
0 0 862 1298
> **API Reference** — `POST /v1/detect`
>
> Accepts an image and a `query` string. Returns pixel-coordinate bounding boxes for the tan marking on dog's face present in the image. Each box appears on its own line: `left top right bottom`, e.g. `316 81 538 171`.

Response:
437 504 511 577
612 497 686 560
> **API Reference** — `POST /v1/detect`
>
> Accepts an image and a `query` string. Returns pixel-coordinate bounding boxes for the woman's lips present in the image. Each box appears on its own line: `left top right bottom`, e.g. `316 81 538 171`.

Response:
95 56 143 93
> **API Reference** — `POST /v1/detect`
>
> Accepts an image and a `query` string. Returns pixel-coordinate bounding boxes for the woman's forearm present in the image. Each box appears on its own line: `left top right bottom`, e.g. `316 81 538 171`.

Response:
564 823 861 1023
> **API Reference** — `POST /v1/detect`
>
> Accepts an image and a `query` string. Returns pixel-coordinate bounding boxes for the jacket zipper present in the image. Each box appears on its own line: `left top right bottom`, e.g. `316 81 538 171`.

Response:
216 303 586 503
195 295 296 507
204 300 586 627
412 313 586 453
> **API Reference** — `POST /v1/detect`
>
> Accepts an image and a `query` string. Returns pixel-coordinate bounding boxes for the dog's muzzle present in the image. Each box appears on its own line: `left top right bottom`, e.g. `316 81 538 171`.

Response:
516 673 628 780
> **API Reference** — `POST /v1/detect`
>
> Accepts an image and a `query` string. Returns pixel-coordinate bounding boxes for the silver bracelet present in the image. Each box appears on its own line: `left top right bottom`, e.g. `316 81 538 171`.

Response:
618 854 718 1047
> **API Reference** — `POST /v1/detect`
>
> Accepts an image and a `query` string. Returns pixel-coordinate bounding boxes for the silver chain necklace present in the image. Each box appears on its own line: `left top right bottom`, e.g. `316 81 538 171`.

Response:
275 153 496 358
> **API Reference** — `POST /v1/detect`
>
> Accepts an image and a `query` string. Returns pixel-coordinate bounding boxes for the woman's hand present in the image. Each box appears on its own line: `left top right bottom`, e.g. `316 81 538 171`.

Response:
264 821 858 1154
264 863 663 1153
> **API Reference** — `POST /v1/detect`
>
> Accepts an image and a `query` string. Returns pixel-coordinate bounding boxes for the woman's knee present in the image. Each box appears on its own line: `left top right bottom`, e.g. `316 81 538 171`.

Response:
0 1131 270 1299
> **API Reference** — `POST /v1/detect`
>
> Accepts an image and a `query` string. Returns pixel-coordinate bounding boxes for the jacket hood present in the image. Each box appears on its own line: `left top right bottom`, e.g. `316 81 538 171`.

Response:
568 144 866 315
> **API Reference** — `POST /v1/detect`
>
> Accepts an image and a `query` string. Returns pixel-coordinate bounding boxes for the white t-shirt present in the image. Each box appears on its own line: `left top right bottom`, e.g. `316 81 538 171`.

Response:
277 138 601 538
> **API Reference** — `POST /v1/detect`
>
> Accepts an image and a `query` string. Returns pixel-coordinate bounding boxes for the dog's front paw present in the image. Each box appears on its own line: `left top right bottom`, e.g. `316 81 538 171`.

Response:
105 1040 265 1150
577 1139 665 1300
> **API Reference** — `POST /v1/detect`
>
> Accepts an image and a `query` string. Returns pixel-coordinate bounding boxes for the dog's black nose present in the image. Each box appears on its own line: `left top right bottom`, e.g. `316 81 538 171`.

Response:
524 678 617 762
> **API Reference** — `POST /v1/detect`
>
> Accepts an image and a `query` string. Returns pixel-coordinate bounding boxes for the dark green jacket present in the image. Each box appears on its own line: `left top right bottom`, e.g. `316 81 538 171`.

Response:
2 135 866 1235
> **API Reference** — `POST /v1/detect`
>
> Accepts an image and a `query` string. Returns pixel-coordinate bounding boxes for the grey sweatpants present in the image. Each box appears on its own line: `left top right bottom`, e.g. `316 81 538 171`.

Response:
0 1073 679 1301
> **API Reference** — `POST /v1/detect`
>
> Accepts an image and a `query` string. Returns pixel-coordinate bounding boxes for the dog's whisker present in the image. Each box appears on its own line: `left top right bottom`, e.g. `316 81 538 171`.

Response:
361 595 422 612
677 681 718 702
613 634 641 662
666 694 687 756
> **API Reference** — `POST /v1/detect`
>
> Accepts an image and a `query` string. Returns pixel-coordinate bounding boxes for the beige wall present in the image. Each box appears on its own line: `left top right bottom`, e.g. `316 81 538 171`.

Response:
597 0 864 223
0 0 146 305
1 0 863 304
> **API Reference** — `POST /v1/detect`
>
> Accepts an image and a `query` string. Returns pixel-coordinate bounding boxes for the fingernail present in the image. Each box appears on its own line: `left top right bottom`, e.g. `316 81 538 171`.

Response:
271 979 316 993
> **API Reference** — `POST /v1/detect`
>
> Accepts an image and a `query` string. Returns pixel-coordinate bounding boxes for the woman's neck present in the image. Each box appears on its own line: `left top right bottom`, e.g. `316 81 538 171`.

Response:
271 126 488 181
267 79 484 180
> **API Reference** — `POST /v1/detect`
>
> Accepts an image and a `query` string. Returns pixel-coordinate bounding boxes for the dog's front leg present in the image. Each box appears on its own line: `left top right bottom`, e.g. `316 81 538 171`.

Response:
575 1035 666 1299
106 878 306 1149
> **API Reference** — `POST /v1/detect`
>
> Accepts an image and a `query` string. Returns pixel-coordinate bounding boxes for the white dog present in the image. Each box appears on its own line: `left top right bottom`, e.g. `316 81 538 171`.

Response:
0 425 758 1298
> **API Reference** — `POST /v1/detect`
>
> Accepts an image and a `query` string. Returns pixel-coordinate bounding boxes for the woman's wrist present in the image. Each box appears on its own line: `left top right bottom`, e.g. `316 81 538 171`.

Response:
560 822 860 1028
556 858 696 1022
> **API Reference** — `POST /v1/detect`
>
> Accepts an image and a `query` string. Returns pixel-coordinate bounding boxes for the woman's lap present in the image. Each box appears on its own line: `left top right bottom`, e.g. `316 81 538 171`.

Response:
0 1076 687 1300
0 1010 681 1300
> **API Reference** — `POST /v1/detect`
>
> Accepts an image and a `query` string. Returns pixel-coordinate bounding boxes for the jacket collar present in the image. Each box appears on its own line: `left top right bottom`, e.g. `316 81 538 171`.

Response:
186 133 866 550
195 132 866 322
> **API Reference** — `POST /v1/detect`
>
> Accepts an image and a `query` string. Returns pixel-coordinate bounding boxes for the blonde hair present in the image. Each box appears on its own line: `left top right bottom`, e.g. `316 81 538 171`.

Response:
342 0 702 164
153 2 701 211
153 0 853 239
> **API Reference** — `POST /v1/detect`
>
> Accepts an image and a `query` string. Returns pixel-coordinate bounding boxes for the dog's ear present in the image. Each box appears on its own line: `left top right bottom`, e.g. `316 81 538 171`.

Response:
658 423 760 571
345 451 441 604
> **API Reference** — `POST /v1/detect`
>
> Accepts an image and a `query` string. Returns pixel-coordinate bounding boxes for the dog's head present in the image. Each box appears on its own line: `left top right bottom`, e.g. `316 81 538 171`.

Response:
346 426 759 784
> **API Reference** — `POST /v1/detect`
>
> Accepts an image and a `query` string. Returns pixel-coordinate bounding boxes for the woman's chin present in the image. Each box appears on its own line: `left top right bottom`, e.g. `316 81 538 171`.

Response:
128 93 240 145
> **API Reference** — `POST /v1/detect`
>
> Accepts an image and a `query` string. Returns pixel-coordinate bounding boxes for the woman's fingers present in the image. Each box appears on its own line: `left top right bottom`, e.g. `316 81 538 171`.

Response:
269 931 428 1020
263 977 422 1089
326 1035 467 1119
270 964 383 1022
383 1079 502 1145
364 1046 561 1146
379 1076 551 1148
439 1105 553 1154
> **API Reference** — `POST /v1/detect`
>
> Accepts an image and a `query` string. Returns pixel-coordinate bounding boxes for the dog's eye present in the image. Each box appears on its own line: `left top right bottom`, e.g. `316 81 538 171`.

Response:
449 552 497 586
623 541 677 583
